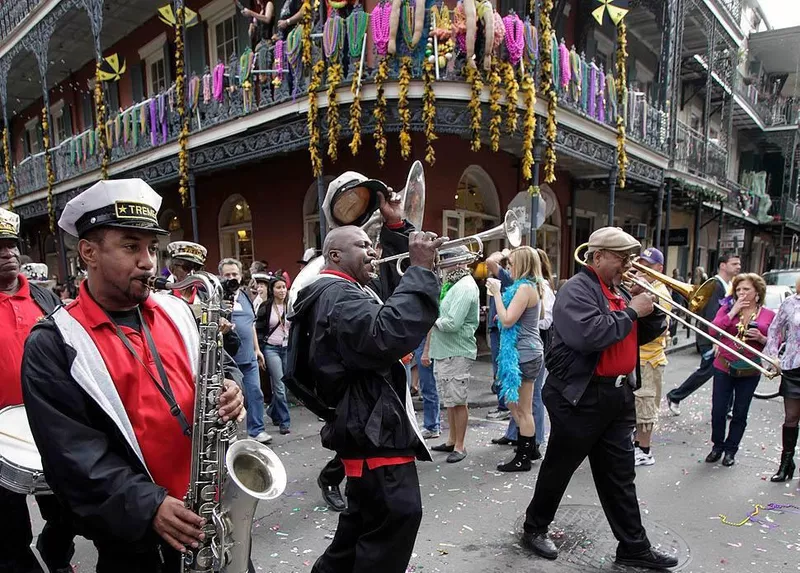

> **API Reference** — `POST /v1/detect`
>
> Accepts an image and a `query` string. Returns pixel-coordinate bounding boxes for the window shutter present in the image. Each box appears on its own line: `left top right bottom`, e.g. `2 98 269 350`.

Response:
186 23 207 76
130 62 144 103
107 82 120 113
37 123 44 151
64 105 73 138
82 92 93 129
163 42 174 86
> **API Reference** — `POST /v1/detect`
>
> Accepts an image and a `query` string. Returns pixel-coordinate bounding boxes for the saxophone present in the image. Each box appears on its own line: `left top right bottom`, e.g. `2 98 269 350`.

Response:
149 272 287 573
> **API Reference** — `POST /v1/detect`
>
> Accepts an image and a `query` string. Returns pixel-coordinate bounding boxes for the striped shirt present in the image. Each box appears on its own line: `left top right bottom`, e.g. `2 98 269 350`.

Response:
429 275 480 360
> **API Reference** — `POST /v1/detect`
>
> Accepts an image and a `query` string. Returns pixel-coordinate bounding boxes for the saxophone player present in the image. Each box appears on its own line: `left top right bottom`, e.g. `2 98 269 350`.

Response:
21 179 246 572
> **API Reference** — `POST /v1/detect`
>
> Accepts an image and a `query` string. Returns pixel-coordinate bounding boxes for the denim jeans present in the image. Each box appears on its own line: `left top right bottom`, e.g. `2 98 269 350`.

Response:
711 368 760 454
239 359 266 437
263 344 291 431
504 361 547 445
489 328 508 411
414 338 439 432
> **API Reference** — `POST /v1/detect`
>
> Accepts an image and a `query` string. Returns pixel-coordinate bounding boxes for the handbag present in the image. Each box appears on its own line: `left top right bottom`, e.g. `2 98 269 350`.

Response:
725 357 760 378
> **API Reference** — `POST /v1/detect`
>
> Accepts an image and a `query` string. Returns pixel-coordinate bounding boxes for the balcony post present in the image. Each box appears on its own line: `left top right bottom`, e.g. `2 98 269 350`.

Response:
570 183 578 275
317 173 328 244
608 163 618 225
692 197 701 271
663 180 672 271
655 181 665 251
715 200 724 256
188 173 199 243
0 57 14 208
57 226 68 283
702 19 717 174
667 0 686 168
779 222 786 269
530 163 540 248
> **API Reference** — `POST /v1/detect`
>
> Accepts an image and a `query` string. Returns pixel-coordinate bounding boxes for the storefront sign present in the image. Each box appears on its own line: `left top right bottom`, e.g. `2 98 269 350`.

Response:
654 228 689 247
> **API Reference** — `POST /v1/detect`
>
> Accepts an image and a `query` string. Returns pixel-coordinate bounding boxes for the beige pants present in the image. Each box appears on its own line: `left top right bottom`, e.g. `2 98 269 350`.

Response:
634 362 664 431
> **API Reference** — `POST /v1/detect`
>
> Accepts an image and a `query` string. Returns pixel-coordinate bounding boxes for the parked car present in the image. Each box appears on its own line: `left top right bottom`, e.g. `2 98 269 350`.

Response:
763 269 800 287
764 285 793 312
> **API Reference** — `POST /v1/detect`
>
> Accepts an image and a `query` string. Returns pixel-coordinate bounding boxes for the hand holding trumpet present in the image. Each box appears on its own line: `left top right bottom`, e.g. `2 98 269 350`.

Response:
408 231 446 271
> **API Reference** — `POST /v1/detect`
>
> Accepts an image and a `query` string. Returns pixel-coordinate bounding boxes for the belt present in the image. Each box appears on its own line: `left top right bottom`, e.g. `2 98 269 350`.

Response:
591 375 626 387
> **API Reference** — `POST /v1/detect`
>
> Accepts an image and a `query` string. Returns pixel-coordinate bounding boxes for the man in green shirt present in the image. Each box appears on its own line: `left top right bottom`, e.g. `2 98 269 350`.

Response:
425 247 480 463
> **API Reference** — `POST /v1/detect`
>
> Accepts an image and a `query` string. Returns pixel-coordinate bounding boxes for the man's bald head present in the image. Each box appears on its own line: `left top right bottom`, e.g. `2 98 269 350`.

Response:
323 226 377 285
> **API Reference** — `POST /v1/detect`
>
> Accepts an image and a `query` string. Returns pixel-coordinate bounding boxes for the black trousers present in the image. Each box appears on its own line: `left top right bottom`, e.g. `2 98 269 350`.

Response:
667 349 715 404
524 381 651 555
311 462 422 573
96 543 256 573
0 487 75 573
319 454 345 487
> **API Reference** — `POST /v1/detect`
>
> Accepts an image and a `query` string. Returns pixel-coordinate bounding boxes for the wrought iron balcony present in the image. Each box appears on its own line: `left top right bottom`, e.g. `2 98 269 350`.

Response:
714 0 742 26
674 120 727 183
773 195 800 226
733 70 800 127
0 0 43 44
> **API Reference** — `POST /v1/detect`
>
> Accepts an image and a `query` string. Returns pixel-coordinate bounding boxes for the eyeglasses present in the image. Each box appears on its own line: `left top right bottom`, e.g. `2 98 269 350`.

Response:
603 250 633 265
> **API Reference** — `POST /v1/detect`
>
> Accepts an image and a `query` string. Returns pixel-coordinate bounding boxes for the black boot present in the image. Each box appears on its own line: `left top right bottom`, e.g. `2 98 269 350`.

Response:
532 433 542 461
771 426 798 483
498 435 534 472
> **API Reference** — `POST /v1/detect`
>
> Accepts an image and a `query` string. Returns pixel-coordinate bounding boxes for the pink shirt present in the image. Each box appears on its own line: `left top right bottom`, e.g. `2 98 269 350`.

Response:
711 303 775 372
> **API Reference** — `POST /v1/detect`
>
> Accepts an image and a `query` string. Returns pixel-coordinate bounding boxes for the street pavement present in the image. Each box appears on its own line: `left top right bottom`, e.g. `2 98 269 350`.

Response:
30 346 799 573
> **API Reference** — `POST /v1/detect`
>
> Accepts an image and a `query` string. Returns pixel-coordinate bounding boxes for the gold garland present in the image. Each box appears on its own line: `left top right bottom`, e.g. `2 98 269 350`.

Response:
2 128 15 210
175 8 189 206
300 0 313 68
308 60 325 177
520 72 536 181
326 63 343 162
615 22 628 189
466 64 483 152
540 0 557 183
422 57 437 166
94 63 109 180
42 108 55 233
488 58 502 152
348 62 362 156
502 62 519 135
398 57 412 160
373 57 390 167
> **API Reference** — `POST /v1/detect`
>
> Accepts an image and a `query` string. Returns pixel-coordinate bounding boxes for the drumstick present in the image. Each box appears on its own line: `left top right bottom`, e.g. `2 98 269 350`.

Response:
0 429 35 446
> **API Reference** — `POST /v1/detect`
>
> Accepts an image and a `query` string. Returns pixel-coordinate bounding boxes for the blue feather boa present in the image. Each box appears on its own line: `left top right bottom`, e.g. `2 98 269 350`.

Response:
497 278 533 404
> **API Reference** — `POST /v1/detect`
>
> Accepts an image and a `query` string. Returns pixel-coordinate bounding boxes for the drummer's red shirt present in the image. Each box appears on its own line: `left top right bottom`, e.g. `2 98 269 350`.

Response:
69 282 195 498
0 275 46 409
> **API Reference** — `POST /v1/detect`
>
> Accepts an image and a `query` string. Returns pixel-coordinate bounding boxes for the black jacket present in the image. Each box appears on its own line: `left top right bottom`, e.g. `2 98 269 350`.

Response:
21 305 242 555
695 277 728 352
29 281 61 314
545 267 668 406
289 224 440 460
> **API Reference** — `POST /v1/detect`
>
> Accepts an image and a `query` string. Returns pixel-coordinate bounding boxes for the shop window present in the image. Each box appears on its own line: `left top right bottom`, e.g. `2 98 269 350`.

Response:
219 194 254 269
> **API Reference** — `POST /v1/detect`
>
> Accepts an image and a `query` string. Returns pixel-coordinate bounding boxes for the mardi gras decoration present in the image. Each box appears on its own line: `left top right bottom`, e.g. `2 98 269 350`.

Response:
2 128 15 210
158 4 198 27
398 57 412 160
520 71 536 181
174 4 190 206
301 0 314 67
42 108 55 232
97 54 126 82
94 64 109 179
540 0 557 184
422 57 437 165
465 64 482 152
502 61 519 135
324 15 345 162
616 20 628 188
592 0 629 26
373 57 390 166
388 0 425 54
349 62 362 156
308 61 325 176
488 59 502 152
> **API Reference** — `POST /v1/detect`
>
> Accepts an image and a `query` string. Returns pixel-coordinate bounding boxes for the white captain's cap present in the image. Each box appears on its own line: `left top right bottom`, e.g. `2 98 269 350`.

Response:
0 206 20 241
167 241 207 266
21 263 48 281
59 179 168 238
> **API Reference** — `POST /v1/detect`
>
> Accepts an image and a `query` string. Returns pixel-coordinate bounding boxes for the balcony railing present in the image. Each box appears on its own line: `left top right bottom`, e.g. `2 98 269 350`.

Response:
733 70 800 127
774 196 800 226
0 0 43 44
715 0 742 25
675 120 727 181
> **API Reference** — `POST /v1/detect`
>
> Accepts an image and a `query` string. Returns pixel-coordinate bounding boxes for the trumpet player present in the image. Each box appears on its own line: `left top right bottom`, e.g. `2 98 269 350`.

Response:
289 172 443 573
21 180 246 572
522 227 678 570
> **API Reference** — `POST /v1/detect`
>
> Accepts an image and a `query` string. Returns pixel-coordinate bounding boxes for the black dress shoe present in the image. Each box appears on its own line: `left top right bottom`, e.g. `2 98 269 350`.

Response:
317 476 346 512
722 452 736 467
521 531 558 560
705 450 722 463
431 442 455 452
491 436 517 446
616 547 679 569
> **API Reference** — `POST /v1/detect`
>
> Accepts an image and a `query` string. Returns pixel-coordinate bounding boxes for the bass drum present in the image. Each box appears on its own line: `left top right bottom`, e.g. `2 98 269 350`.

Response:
0 405 51 495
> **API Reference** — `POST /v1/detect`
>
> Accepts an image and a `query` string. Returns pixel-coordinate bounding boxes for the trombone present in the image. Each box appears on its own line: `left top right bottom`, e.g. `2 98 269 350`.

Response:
573 244 779 379
371 210 523 275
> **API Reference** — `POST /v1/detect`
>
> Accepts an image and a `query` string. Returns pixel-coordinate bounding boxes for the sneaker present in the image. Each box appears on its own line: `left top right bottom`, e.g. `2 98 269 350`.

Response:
253 431 273 444
667 399 681 416
635 451 655 466
487 409 511 421
421 429 441 439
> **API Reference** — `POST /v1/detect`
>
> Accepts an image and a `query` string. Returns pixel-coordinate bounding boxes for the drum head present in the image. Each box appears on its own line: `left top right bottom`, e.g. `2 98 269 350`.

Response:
0 406 43 471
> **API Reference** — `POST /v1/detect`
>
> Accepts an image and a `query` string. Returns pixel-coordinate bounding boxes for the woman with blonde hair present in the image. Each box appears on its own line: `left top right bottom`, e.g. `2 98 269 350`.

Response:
487 246 545 472
706 273 775 467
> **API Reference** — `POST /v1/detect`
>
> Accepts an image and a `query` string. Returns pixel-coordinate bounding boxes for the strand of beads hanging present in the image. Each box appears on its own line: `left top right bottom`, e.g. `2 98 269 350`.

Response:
94 63 109 180
347 10 370 59
323 14 344 60
528 184 540 197
615 21 628 189
372 1 391 56
523 17 537 72
2 128 15 210
41 107 56 232
349 61 362 156
373 57 390 166
286 26 303 83
488 58 502 152
175 6 189 207
307 60 325 176
397 56 412 160
431 5 454 70
465 64 483 152
502 61 519 135
301 0 313 67
422 56 437 165
401 0 415 50
503 12 524 66
324 15 344 162
520 71 536 181
274 41 284 87
540 0 557 184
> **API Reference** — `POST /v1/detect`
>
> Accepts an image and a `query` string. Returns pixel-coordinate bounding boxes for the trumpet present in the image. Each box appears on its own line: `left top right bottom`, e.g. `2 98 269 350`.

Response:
573 244 779 380
371 210 523 275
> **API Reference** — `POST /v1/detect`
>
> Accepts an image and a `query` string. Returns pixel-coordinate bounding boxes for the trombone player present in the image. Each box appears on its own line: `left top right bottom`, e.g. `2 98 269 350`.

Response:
522 227 679 570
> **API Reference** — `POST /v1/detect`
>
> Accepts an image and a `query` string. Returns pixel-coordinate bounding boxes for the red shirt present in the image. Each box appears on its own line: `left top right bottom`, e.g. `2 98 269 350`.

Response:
69 282 195 498
0 275 46 409
591 270 639 377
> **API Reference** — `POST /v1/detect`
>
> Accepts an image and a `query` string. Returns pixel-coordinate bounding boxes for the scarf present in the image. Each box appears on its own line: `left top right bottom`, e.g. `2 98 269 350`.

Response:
497 278 533 404
440 268 471 302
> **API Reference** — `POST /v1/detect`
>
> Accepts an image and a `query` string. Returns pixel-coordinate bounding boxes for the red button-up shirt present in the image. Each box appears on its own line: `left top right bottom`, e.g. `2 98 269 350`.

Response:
69 282 195 498
591 270 639 377
0 275 46 409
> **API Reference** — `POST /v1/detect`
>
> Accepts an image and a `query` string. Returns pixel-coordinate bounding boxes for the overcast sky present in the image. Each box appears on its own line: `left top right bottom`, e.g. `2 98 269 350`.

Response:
758 0 800 29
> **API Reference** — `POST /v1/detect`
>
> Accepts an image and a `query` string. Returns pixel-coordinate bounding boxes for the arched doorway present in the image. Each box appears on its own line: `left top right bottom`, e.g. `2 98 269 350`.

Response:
535 184 562 281
303 177 335 251
219 194 254 269
447 166 502 251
